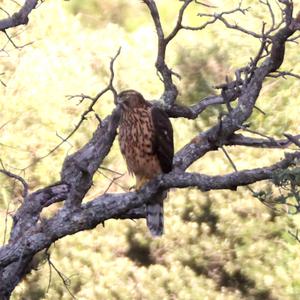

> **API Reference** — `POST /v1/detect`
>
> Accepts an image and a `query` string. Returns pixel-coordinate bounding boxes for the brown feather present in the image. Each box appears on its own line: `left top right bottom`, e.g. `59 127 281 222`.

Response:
118 90 174 236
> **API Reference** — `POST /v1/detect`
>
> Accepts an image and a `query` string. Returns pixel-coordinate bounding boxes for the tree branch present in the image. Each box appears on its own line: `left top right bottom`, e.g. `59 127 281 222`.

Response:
23 47 121 171
0 151 299 270
173 5 300 171
226 133 300 149
0 167 28 197
0 0 38 31
143 0 179 105
165 91 239 119
1 1 300 298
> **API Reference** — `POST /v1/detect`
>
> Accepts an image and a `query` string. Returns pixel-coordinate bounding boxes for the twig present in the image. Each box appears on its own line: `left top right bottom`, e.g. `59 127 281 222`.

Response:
2 199 11 246
98 166 123 176
165 0 193 43
46 250 77 300
21 47 121 170
46 253 52 294
254 105 266 115
143 0 179 104
259 0 276 33
221 146 259 194
220 146 238 172
194 1 217 8
103 173 125 194
0 8 10 18
288 33 300 42
238 125 283 147
2 30 33 49
0 120 10 131
98 170 126 192
0 160 28 197
288 229 300 243
268 70 300 80
184 2 262 38
10 0 22 7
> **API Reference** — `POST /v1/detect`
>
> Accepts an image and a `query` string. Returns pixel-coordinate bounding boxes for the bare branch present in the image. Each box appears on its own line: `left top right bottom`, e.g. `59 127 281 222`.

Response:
212 16 264 39
0 162 28 197
61 108 120 208
22 47 121 171
0 0 38 31
143 0 178 105
194 1 217 8
289 229 300 243
2 29 33 49
183 3 258 38
284 133 300 148
2 199 12 246
1 1 300 297
165 91 238 119
226 133 300 149
268 70 300 79
221 146 238 172
0 152 299 271
0 8 10 18
10 182 70 243
174 4 300 171
259 0 285 35
46 251 77 300
165 0 193 43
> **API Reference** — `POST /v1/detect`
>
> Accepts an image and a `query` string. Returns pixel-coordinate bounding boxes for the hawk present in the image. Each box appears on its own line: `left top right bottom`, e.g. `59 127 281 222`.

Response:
117 90 174 236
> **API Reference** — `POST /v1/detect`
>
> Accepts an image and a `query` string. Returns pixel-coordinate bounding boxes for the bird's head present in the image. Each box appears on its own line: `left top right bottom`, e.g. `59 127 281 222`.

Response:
117 90 147 111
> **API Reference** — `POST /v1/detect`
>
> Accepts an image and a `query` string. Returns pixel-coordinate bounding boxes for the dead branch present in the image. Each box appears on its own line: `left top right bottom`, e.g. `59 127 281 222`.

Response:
0 0 38 31
0 151 299 271
173 2 300 171
1 1 300 298
46 251 77 300
21 47 121 171
268 70 300 79
284 133 300 148
226 133 300 149
143 0 181 105
0 162 28 197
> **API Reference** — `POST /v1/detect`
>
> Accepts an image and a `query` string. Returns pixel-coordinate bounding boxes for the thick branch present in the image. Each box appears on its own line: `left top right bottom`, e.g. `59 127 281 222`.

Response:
1 2 300 298
10 183 70 243
0 151 299 270
0 0 38 31
61 109 120 208
165 91 238 119
173 8 300 171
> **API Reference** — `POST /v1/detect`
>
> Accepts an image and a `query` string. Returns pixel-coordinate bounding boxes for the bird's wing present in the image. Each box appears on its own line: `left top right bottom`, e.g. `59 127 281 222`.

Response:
151 106 174 173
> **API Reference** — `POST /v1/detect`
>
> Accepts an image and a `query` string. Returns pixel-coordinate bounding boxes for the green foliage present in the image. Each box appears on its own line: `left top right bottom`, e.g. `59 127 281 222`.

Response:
0 0 299 299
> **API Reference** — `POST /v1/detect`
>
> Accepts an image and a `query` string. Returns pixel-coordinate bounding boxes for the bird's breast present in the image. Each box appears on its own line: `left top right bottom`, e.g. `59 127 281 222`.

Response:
118 108 161 177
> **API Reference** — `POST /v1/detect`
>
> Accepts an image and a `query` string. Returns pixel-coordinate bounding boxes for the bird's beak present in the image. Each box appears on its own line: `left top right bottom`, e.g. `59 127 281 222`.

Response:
116 96 123 109
117 97 127 110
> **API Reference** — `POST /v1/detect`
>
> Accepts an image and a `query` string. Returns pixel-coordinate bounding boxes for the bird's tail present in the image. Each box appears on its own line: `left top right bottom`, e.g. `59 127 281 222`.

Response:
146 190 167 236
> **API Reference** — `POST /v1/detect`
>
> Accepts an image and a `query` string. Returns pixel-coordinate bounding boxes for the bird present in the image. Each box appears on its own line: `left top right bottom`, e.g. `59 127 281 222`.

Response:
117 89 174 236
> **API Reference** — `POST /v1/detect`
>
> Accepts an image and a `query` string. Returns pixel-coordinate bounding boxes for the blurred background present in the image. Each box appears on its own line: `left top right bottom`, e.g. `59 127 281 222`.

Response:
0 0 300 299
